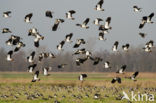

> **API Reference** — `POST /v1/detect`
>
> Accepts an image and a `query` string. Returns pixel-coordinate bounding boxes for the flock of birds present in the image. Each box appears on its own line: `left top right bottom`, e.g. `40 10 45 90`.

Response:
1 0 155 84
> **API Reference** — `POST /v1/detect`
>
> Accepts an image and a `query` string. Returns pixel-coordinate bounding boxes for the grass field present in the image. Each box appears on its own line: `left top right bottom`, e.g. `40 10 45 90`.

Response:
0 72 156 103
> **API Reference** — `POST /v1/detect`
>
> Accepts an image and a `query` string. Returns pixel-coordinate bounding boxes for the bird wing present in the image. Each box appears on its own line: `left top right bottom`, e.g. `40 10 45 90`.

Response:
83 18 89 25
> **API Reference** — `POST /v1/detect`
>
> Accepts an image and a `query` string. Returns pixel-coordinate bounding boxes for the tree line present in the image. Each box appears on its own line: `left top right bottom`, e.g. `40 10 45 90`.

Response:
0 47 156 72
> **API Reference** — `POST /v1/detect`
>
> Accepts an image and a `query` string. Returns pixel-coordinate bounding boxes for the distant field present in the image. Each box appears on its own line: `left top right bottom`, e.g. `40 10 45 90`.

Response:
0 72 156 103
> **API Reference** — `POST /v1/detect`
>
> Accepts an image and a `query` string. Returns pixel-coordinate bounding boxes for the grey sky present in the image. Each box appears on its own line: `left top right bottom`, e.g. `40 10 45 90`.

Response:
0 0 156 53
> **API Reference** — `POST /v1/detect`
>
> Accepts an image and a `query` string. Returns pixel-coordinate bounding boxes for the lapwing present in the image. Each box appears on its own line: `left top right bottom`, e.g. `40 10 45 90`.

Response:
66 10 76 20
76 18 90 29
95 0 104 11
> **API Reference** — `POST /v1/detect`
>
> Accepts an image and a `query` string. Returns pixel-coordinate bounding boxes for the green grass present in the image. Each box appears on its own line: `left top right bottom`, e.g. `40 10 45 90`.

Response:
0 72 156 103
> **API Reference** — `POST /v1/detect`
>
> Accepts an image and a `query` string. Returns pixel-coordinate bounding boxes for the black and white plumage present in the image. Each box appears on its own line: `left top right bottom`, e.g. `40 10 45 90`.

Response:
6 35 21 46
28 64 37 73
32 70 40 82
143 46 152 53
116 65 127 74
94 94 100 99
111 77 121 84
143 40 154 52
122 44 130 52
146 40 154 48
133 6 142 12
93 18 103 25
2 28 12 33
85 51 92 58
98 32 106 41
66 10 76 20
104 17 112 30
91 57 103 65
14 41 25 52
73 48 86 55
28 28 44 48
24 13 33 23
73 39 85 48
48 52 56 58
112 41 119 52
28 28 38 36
45 11 53 18
139 32 147 38
43 67 52 76
139 13 154 29
95 0 104 11
7 50 13 61
52 19 64 31
3 11 11 18
65 33 73 43
76 18 90 29
104 61 111 69
99 25 109 34
27 51 35 63
76 57 88 66
57 40 65 51
130 71 139 81
79 74 87 81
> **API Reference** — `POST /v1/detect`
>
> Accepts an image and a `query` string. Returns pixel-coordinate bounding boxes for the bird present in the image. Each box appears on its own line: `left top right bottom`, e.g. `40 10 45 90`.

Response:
75 57 88 66
133 6 142 12
24 13 33 23
66 10 76 20
76 18 90 29
73 48 86 55
6 35 21 46
116 65 127 74
65 33 73 43
95 0 104 11
93 18 103 25
139 32 147 38
122 44 130 52
146 40 154 48
73 39 85 48
3 11 11 18
57 40 65 51
91 57 103 65
45 11 53 18
58 64 67 69
111 77 121 84
14 41 25 52
98 32 106 41
2 28 12 33
28 28 38 36
139 13 154 29
104 17 112 30
32 71 40 82
28 28 44 48
48 52 56 58
79 74 87 81
28 64 37 73
112 41 119 52
99 25 109 34
7 50 13 61
104 61 111 69
52 19 64 31
143 46 152 53
94 93 100 99
85 50 92 58
143 40 154 52
43 67 52 76
130 71 139 81
27 51 35 63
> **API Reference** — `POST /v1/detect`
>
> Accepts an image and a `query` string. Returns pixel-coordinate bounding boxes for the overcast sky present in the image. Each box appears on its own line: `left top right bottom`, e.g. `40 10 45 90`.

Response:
0 0 156 53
